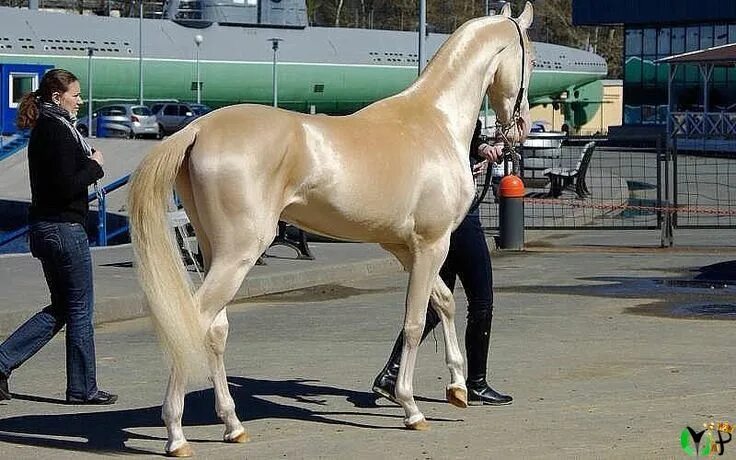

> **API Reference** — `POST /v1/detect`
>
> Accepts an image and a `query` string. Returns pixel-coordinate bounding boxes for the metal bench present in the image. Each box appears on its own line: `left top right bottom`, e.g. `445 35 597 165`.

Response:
169 209 313 271
543 141 596 199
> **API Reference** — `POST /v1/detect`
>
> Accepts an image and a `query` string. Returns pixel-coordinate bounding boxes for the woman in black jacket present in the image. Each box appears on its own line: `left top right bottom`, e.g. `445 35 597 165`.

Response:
0 69 116 405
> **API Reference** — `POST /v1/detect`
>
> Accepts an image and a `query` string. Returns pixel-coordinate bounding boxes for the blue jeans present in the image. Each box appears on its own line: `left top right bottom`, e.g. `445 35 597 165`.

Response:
440 209 494 318
0 221 98 400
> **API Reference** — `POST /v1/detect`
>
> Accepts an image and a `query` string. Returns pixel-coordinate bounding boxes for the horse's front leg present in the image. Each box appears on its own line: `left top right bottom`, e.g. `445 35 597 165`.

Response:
429 279 467 407
396 234 451 430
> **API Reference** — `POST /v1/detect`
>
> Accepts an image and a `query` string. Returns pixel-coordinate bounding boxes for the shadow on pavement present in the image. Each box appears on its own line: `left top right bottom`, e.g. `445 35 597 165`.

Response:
0 375 459 455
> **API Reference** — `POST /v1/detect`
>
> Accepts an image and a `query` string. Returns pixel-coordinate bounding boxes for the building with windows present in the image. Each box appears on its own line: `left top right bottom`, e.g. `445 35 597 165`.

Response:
573 1 736 127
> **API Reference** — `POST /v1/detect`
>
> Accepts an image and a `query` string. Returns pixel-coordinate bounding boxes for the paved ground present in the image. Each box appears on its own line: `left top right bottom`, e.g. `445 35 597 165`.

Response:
0 231 735 458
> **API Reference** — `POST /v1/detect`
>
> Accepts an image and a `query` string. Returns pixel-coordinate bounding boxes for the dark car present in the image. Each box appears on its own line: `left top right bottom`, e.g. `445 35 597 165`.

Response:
76 104 159 139
150 102 211 136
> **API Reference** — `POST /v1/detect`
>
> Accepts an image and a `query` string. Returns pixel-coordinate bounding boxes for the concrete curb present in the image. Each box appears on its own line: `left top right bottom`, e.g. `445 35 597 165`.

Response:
85 256 402 331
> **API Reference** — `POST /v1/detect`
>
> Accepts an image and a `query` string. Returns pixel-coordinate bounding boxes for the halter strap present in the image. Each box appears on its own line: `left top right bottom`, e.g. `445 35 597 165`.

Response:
496 17 526 142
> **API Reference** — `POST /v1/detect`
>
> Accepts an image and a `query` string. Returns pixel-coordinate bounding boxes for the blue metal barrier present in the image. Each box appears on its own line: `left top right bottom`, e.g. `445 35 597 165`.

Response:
87 173 130 246
0 173 131 250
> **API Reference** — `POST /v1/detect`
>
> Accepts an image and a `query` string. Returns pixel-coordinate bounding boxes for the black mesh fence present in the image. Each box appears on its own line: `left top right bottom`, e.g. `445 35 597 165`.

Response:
477 136 664 230
673 140 736 229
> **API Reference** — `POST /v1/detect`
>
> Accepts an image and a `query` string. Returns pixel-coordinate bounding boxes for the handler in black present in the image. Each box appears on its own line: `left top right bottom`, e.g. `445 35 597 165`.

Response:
0 69 117 405
372 120 512 406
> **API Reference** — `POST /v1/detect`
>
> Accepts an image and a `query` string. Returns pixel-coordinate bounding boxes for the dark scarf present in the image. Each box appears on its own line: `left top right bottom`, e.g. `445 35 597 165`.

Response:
39 101 93 157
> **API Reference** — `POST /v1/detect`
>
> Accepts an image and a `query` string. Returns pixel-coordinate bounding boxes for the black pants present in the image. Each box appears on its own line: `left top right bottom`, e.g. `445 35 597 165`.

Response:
440 209 493 318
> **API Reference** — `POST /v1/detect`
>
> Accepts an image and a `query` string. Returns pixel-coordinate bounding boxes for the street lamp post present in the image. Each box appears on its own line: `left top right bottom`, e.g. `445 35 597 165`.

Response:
418 0 426 76
87 47 94 137
138 0 144 105
194 34 204 104
268 38 283 108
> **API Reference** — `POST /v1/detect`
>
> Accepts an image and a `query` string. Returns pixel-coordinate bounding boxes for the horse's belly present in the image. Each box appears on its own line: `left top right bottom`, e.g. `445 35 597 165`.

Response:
281 201 408 244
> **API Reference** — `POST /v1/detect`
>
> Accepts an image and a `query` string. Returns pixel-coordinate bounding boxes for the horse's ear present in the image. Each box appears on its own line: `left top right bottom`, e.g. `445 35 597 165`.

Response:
499 3 512 17
517 1 534 29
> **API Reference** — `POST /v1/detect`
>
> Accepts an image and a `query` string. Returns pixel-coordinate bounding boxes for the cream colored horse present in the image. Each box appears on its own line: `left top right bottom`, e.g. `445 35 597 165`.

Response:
128 3 533 456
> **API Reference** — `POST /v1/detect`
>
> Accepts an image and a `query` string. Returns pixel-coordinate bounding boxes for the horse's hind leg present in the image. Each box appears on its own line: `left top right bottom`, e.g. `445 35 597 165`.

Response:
208 308 250 443
429 279 467 407
163 367 191 457
194 219 278 444
160 217 278 454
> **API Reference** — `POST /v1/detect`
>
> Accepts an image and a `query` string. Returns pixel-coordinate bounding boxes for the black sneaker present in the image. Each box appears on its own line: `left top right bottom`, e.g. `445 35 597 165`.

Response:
67 390 117 405
467 383 512 406
371 370 399 405
0 373 10 401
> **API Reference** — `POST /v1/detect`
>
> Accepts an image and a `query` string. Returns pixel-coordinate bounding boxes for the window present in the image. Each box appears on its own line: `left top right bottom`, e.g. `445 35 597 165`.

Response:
625 28 642 55
700 25 713 50
642 56 657 85
686 26 699 52
179 105 191 116
657 28 670 56
9 73 38 108
625 55 642 83
642 105 657 124
100 106 125 116
151 104 163 114
671 27 685 54
657 61 670 84
715 25 728 47
624 105 642 124
164 105 179 116
132 106 151 116
685 63 699 83
643 29 656 55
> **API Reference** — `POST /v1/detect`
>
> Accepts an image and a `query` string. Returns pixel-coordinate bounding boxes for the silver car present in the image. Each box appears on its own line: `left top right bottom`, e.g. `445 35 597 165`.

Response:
76 104 160 139
150 102 211 136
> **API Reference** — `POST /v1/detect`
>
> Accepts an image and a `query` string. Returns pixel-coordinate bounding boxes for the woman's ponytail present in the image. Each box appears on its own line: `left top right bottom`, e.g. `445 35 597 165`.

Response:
16 91 40 129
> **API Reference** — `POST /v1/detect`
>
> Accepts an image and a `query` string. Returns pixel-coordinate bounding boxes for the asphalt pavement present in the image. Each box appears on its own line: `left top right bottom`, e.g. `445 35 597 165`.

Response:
0 229 735 458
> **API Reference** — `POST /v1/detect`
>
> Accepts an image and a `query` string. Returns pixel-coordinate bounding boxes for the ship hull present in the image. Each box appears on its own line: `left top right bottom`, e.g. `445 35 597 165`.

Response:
0 6 606 113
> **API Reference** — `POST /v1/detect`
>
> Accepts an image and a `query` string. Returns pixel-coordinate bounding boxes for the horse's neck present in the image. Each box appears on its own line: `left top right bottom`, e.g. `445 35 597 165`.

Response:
403 18 516 146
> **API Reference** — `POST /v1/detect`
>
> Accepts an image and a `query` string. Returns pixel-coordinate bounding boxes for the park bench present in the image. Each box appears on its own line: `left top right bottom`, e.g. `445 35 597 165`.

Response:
543 141 596 199
169 209 313 271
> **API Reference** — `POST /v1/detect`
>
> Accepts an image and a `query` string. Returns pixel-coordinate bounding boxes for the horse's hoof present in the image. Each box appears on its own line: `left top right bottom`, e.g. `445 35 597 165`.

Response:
446 386 468 408
405 418 431 431
225 430 251 444
166 443 193 457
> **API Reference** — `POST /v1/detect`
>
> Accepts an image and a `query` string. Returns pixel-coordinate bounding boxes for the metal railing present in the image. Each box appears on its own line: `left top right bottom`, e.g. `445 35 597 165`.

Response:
88 174 131 245
670 112 736 139
476 137 665 231
0 173 131 249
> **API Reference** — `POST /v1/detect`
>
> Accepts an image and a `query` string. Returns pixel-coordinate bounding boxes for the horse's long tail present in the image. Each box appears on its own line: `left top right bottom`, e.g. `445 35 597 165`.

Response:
127 126 207 380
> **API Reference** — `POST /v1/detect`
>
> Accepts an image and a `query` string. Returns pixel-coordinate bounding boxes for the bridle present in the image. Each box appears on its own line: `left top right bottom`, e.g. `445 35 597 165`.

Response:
469 17 528 212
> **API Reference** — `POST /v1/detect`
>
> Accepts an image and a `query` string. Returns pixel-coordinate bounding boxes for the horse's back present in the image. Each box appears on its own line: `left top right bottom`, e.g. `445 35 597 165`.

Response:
182 104 472 245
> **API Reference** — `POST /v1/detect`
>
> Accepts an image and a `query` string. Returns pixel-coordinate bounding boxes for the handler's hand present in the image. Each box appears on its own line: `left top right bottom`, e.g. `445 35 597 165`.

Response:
472 160 488 177
478 142 504 164
91 150 104 166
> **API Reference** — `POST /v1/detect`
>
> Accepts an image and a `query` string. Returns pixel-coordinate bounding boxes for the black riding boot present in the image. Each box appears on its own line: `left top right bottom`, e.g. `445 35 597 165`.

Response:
466 310 512 405
372 307 441 404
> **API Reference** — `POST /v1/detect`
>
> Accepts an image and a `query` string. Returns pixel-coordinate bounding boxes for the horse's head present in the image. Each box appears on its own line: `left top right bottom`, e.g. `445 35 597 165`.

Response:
487 2 534 145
